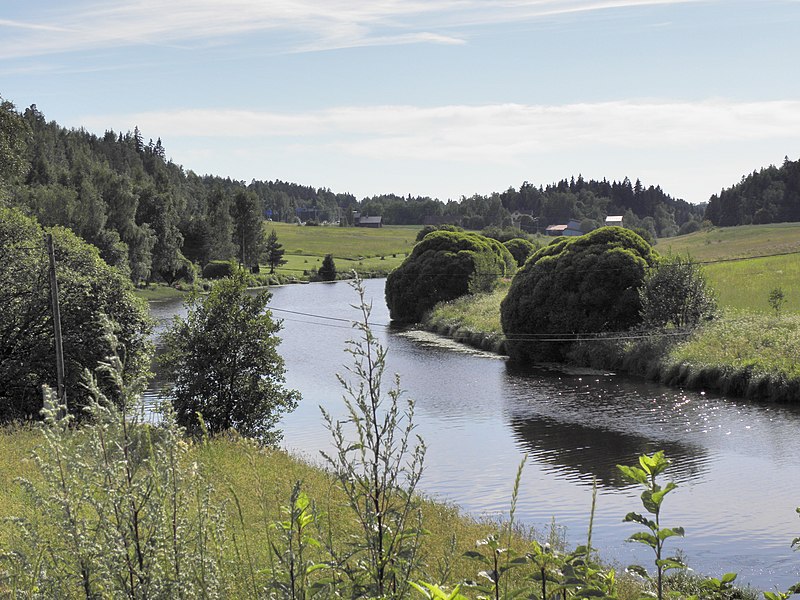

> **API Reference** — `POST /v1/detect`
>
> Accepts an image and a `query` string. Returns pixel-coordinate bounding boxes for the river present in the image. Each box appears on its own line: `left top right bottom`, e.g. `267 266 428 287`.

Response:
147 278 800 592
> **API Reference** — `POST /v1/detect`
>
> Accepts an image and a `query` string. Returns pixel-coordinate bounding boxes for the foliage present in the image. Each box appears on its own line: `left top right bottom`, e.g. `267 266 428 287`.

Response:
0 97 30 192
639 255 717 329
501 226 659 362
503 237 538 267
5 358 227 599
416 224 464 242
321 278 426 598
266 228 287 273
769 287 786 316
0 207 152 422
386 230 511 323
317 253 337 281
202 259 234 279
231 188 267 268
159 266 299 443
618 451 686 600
705 156 800 226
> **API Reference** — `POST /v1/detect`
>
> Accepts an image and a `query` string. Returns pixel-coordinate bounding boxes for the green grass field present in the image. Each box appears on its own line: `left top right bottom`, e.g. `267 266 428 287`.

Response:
263 222 418 280
655 222 800 314
655 222 800 261
265 222 419 259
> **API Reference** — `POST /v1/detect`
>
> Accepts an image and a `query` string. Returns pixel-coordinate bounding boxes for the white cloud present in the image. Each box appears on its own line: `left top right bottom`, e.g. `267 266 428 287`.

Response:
0 0 707 58
82 100 800 164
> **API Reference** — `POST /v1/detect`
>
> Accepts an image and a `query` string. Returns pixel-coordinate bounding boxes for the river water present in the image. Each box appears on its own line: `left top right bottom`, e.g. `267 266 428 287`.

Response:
147 278 800 591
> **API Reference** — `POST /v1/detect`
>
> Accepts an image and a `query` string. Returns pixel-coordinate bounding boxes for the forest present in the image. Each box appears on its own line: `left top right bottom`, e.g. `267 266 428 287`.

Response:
704 156 800 226
2 97 705 285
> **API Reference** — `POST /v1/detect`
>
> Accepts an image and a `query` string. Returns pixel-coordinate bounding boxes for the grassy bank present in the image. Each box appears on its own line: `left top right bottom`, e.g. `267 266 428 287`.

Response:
656 222 800 313
423 282 508 354
1 424 658 599
425 288 800 401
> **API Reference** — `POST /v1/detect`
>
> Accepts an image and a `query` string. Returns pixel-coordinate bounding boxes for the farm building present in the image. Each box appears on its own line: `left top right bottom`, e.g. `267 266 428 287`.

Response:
605 215 624 226
355 215 383 228
545 219 583 236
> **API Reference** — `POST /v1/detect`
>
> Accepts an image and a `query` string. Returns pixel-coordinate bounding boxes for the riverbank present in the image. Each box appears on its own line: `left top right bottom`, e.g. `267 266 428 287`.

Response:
423 289 800 402
0 424 656 599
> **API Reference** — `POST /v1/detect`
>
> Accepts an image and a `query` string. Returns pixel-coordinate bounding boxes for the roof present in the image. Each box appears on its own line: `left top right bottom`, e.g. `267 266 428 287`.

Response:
605 215 624 223
359 216 383 225
546 224 568 232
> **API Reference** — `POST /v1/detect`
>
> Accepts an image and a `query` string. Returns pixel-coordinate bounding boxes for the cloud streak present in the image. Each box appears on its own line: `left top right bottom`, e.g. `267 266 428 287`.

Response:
83 99 800 164
0 0 707 58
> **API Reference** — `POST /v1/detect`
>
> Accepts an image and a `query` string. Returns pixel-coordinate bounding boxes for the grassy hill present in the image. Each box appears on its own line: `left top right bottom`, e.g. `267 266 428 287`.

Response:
655 223 800 313
265 222 419 278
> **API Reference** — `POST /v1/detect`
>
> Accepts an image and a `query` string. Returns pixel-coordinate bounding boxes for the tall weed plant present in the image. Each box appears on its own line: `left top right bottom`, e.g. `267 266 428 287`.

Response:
321 276 427 599
3 355 228 599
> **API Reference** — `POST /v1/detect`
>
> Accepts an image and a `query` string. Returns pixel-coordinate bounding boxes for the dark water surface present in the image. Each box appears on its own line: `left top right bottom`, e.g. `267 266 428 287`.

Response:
147 279 800 591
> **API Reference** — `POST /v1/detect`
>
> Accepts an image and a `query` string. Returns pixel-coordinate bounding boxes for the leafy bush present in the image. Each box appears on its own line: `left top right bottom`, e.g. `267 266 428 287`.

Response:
503 238 538 267
385 231 509 323
639 255 717 329
202 260 234 279
415 224 463 242
501 227 659 362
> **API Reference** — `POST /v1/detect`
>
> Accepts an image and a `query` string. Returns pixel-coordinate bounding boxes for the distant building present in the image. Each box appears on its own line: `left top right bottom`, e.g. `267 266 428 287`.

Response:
356 215 383 228
545 219 583 237
605 215 624 226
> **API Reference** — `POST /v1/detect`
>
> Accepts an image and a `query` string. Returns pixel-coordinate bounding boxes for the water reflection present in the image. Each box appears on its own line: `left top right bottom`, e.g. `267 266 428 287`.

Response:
507 414 706 487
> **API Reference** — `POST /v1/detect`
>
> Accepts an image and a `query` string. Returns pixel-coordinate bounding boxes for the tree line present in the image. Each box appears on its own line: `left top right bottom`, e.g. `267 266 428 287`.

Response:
0 97 711 285
705 156 800 226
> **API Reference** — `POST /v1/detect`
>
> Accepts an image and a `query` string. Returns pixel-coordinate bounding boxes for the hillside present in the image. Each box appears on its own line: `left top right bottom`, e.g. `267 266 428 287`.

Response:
1 97 704 288
705 156 800 226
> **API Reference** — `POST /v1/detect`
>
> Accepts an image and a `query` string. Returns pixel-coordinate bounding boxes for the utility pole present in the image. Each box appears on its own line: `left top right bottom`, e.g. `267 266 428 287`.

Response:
45 233 67 412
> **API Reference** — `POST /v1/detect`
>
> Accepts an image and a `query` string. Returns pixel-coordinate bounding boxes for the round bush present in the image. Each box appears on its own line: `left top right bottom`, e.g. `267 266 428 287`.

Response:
503 238 538 267
500 227 659 362
202 260 234 280
386 231 507 323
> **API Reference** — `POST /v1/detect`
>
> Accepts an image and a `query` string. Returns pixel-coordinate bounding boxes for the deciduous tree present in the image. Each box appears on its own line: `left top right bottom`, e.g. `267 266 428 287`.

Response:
0 207 152 421
160 267 299 443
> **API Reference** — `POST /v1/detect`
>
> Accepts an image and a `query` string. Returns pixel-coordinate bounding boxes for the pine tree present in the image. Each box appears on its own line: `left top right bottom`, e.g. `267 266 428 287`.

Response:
266 229 286 274
318 253 337 281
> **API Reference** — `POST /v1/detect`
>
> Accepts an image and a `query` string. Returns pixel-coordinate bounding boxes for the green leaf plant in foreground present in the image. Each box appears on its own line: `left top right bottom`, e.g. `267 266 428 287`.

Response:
618 451 687 600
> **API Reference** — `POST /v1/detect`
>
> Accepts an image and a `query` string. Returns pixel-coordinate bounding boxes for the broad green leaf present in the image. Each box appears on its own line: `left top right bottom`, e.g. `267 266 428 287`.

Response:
658 526 685 541
627 532 658 548
651 481 677 506
618 465 648 484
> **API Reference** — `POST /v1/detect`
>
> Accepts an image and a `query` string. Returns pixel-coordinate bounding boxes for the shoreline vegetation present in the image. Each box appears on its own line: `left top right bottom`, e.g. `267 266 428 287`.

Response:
423 289 800 402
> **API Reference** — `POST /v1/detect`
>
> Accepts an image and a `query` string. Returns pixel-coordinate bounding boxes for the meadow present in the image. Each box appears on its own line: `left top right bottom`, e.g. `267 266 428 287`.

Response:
656 222 800 313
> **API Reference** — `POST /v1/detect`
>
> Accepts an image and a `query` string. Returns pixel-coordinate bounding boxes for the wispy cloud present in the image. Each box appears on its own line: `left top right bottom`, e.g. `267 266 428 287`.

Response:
0 0 706 59
82 99 800 164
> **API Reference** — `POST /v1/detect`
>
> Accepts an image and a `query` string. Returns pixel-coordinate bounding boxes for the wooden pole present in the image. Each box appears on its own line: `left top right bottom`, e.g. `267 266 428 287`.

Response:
46 233 67 412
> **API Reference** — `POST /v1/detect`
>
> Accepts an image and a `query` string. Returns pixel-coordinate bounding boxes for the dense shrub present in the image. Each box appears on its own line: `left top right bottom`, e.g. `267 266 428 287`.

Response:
415 224 464 242
504 238 538 267
501 227 659 362
386 231 507 323
202 260 234 279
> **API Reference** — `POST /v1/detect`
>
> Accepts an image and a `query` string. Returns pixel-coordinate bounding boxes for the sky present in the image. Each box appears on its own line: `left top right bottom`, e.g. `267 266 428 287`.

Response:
1 0 799 204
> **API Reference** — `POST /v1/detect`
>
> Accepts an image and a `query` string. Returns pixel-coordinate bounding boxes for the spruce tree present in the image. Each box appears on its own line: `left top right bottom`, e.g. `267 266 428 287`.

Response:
318 253 337 281
266 228 286 274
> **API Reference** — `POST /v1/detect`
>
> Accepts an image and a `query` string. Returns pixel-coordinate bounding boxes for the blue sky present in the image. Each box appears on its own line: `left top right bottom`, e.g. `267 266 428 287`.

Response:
2 0 798 203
